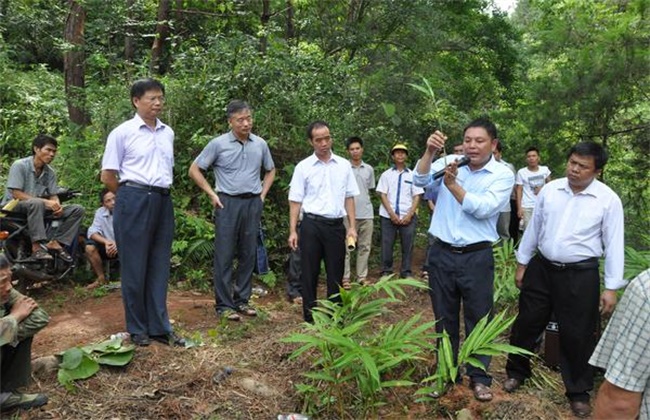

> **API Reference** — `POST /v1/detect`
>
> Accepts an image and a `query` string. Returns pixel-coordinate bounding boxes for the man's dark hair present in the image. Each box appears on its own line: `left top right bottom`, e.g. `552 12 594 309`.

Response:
0 253 9 270
525 146 540 155
32 134 57 155
463 117 497 140
130 78 165 102
496 141 504 153
306 120 330 140
567 142 609 170
226 100 252 119
99 188 111 204
345 136 363 149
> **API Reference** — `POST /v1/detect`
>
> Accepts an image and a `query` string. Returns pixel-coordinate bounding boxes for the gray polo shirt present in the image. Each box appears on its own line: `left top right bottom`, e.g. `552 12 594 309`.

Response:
194 131 274 195
3 156 57 205
351 161 375 220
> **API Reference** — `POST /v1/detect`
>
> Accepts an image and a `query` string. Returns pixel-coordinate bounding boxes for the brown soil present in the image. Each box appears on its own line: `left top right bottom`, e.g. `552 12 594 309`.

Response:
15 249 577 419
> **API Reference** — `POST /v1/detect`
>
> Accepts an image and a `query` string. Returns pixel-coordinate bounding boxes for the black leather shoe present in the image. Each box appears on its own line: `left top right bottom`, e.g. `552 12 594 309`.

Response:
570 401 591 418
131 334 151 346
503 377 523 393
151 332 186 347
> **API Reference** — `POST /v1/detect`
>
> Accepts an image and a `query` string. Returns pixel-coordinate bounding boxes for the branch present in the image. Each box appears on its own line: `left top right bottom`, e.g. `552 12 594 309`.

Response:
584 124 650 139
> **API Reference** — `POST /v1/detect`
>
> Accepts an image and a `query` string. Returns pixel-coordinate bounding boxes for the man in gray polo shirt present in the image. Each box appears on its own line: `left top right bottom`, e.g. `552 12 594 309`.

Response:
342 136 375 288
189 100 276 321
3 134 84 262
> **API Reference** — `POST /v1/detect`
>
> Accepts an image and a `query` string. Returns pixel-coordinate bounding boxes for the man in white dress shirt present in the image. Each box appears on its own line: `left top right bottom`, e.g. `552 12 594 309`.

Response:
288 121 359 323
503 142 625 418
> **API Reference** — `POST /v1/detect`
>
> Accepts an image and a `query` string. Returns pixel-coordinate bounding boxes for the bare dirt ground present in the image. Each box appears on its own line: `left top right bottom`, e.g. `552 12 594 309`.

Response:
12 249 580 419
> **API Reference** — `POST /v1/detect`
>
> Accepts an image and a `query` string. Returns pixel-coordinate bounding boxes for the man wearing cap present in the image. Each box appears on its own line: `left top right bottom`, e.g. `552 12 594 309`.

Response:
376 143 423 279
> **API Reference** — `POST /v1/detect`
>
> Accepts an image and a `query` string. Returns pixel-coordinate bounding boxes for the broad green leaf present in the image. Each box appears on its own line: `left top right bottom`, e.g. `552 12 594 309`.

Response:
96 350 134 366
60 355 100 381
59 347 84 370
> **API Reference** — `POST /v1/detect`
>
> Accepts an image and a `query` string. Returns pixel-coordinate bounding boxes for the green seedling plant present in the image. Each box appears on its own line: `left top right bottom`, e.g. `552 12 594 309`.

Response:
493 239 520 311
283 276 439 418
416 311 534 399
57 336 135 391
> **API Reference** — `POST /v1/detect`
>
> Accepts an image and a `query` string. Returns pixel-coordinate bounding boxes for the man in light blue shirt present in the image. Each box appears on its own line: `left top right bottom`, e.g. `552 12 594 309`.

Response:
101 78 184 347
414 118 514 402
85 189 117 289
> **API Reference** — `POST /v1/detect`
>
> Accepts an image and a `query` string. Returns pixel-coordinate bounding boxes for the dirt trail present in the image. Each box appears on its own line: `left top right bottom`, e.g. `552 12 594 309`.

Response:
20 250 576 419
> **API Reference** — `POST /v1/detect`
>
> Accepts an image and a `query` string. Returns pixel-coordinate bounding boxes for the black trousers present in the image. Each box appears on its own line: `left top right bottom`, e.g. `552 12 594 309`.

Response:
1 337 33 392
299 216 345 322
506 254 600 402
427 242 494 385
508 199 519 243
286 246 302 300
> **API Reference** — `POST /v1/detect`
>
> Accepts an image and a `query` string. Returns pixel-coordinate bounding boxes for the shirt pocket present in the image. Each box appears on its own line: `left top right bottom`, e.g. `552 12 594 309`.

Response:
573 211 602 236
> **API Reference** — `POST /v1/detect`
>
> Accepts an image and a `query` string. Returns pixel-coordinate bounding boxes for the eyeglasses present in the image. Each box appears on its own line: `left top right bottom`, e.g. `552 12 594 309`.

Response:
234 116 253 124
143 95 165 103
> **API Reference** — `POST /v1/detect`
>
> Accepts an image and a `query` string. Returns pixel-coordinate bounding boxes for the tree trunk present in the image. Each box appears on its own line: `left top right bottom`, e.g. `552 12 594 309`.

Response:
64 0 90 127
286 0 295 40
124 0 135 65
260 0 271 54
150 0 171 75
0 0 8 34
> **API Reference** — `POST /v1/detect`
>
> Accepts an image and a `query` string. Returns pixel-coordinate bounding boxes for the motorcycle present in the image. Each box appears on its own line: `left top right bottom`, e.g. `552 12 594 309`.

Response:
0 188 82 290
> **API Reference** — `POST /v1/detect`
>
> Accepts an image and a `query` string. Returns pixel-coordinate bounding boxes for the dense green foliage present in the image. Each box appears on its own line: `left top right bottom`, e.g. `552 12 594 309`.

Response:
1 0 648 282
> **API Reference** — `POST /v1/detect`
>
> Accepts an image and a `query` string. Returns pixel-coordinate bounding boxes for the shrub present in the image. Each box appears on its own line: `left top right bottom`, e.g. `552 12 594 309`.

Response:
283 277 437 417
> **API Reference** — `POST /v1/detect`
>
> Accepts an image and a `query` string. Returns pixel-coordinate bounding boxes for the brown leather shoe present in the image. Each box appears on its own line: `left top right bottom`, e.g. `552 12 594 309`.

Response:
503 377 523 393
570 401 591 418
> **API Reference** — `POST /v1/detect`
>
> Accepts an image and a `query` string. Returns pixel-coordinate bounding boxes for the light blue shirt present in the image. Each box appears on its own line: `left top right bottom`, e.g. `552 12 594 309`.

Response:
102 114 174 188
87 206 115 242
413 154 514 246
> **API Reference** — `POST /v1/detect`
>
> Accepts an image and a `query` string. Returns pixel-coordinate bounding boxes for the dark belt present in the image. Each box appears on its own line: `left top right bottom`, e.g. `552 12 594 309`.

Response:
538 253 599 271
304 213 344 226
120 181 170 196
433 237 493 254
218 192 260 199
